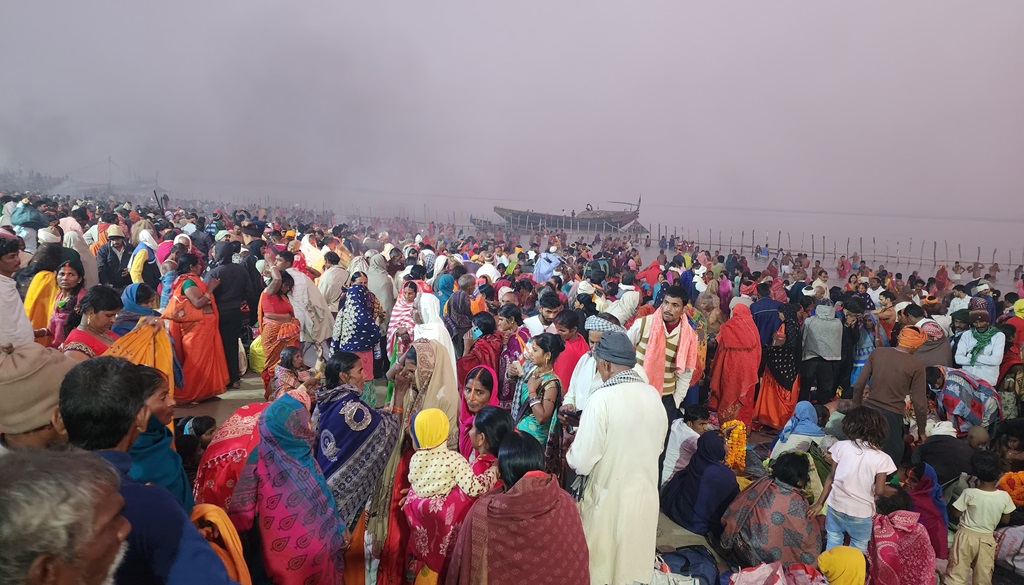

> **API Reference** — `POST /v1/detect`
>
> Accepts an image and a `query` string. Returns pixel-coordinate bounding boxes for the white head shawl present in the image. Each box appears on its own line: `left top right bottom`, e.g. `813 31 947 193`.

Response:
413 294 458 374
138 229 159 251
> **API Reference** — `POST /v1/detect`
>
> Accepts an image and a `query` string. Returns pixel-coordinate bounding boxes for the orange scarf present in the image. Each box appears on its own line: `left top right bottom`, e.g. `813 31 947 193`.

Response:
642 308 698 392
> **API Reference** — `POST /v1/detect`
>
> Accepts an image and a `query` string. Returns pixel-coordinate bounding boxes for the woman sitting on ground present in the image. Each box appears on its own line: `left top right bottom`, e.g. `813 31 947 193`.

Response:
866 486 937 585
446 432 590 585
271 345 320 402
905 462 949 560
661 431 740 538
719 452 823 568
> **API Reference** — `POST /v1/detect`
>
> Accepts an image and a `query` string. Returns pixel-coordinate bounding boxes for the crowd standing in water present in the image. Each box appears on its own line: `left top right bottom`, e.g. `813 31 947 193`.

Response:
3 191 1024 584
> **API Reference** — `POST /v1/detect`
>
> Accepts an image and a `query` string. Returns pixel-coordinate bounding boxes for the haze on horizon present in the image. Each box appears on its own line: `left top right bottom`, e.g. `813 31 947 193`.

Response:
2 1 1023 259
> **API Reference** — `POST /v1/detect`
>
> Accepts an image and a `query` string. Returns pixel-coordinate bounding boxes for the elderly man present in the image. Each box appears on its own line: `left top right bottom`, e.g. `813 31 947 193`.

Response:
567 332 667 585
0 450 132 585
275 250 334 360
853 326 930 466
0 344 77 454
0 239 35 346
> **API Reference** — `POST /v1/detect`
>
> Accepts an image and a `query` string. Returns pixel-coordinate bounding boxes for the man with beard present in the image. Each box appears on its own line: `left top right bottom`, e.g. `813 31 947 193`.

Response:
0 449 132 585
59 357 235 585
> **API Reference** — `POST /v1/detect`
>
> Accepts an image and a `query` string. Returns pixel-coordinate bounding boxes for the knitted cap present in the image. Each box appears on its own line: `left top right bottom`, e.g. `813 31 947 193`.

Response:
0 344 76 434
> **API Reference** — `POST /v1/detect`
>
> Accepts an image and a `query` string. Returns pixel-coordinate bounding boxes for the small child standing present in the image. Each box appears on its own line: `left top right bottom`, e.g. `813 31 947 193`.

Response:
809 406 897 553
944 450 1016 585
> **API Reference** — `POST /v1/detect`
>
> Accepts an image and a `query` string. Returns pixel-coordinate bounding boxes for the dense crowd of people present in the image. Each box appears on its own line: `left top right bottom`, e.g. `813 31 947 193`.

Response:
3 191 1024 584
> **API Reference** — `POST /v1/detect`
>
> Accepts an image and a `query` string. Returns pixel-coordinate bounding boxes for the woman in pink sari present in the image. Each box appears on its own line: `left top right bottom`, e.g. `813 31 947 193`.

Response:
717 276 733 316
228 391 350 584
866 487 937 585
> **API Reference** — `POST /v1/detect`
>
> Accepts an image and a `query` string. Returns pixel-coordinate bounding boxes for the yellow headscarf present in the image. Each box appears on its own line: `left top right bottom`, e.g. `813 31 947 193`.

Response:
818 546 865 585
412 407 450 450
190 504 252 585
1014 298 1024 320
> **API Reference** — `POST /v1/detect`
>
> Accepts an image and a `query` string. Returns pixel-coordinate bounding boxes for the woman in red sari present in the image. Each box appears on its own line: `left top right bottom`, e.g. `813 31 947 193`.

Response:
258 267 301 399
457 312 503 391
194 402 270 509
709 304 762 425
164 253 229 403
458 366 502 460
62 284 123 361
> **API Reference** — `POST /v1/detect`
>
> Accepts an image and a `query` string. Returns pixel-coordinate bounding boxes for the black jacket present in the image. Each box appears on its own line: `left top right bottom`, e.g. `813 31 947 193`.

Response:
96 242 135 290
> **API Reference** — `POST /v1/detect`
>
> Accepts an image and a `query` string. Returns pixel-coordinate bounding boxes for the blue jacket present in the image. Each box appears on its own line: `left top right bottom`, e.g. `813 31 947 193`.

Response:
95 451 237 585
750 297 783 347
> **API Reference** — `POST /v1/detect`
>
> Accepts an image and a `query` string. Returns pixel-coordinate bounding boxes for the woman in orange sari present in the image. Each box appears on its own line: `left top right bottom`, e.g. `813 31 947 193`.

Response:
754 304 801 429
164 253 229 403
258 267 301 399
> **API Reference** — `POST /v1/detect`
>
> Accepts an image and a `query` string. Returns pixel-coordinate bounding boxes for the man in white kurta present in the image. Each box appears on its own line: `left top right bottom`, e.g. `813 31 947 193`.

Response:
567 332 668 585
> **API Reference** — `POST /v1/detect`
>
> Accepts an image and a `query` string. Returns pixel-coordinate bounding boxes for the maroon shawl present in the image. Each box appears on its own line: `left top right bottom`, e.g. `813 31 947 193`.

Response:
446 472 589 585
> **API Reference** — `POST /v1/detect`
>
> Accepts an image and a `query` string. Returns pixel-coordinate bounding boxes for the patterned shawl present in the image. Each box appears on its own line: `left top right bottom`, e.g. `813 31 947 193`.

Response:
227 394 346 584
443 290 474 338
386 294 417 362
333 283 382 352
766 303 801 389
866 511 936 585
195 403 269 508
313 383 401 528
720 475 823 567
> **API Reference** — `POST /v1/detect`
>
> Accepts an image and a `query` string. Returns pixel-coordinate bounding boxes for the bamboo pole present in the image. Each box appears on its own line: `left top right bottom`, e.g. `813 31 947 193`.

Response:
777 231 782 250
811 234 815 259
933 242 937 267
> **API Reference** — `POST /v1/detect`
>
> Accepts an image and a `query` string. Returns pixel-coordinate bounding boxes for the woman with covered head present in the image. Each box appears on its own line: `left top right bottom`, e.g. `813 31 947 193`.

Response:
333 281 383 405
709 303 762 425
661 431 740 538
754 302 802 429
403 408 500 583
228 389 349 584
719 452 823 568
129 226 162 290
457 312 503 391
313 350 405 582
457 366 502 459
368 338 461 583
496 303 531 410
446 431 590 585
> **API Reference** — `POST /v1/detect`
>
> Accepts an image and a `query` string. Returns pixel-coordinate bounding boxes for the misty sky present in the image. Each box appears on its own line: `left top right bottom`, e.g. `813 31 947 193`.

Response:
2 2 1023 259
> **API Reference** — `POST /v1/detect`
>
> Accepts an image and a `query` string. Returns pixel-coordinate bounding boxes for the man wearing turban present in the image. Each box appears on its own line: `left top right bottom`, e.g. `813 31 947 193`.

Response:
566 332 667 585
852 325 930 466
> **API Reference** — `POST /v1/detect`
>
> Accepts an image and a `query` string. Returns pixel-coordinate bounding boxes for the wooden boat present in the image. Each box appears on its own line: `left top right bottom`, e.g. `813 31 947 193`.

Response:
491 198 643 231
